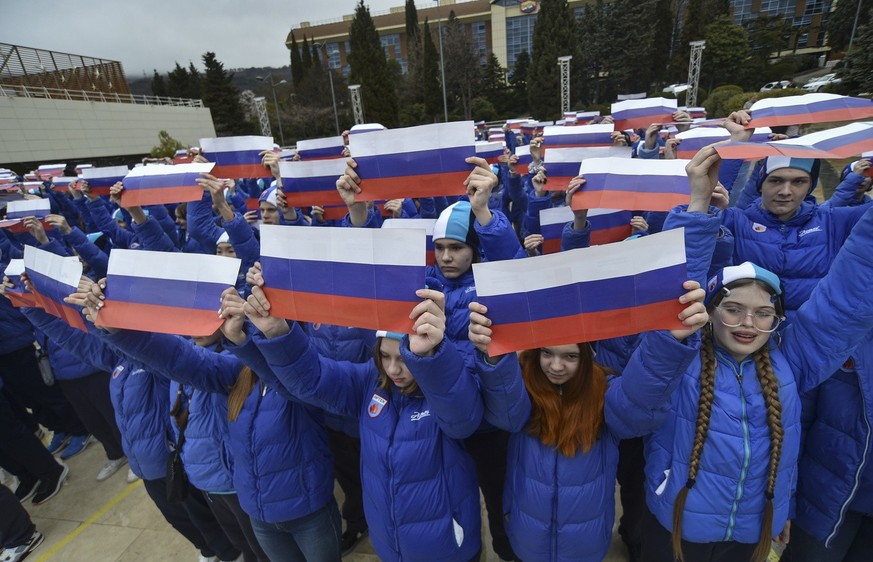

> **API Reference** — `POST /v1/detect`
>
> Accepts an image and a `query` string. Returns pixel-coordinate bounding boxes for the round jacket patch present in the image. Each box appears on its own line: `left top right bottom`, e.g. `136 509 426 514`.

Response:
368 394 387 418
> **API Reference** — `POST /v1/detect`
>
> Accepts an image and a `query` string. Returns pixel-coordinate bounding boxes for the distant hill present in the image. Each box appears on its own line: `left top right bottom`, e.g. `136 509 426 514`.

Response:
127 66 293 99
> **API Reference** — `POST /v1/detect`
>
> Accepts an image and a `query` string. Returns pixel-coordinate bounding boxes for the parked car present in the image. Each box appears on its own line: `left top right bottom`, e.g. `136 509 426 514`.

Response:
803 73 841 92
760 81 791 92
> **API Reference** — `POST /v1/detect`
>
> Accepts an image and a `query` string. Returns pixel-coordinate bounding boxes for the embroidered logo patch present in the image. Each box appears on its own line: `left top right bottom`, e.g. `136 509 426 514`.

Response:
112 365 125 379
368 394 388 418
752 222 767 233
707 275 718 293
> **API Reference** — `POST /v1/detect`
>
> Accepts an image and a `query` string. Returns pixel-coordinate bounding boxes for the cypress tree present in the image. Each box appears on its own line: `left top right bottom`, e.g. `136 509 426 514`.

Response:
200 52 253 136
527 0 581 118
348 0 399 126
289 31 304 89
421 18 442 120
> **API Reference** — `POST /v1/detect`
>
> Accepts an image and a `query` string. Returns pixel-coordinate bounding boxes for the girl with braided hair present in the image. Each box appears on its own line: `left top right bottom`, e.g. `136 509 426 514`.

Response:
640 146 873 562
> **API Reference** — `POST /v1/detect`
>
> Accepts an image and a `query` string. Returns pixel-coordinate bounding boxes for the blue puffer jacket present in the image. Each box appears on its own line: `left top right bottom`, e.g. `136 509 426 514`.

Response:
478 329 698 562
647 204 873 544
255 323 485 562
723 200 868 316
168 380 235 493
104 329 335 525
0 300 34 355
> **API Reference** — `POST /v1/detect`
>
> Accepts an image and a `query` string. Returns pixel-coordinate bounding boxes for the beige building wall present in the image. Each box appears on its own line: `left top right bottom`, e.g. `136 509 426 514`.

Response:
0 97 215 165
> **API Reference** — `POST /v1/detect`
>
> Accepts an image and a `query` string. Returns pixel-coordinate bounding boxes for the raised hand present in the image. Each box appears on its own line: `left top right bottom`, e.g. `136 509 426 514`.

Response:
669 280 708 341
407 289 446 356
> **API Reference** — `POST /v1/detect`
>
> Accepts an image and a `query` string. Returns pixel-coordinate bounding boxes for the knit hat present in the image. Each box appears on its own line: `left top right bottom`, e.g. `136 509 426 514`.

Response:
432 201 479 251
705 261 782 305
375 330 404 341
259 184 279 207
755 156 820 194
216 231 230 245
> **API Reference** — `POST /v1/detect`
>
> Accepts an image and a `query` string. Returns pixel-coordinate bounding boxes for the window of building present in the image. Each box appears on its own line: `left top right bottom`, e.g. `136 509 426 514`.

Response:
506 14 537 68
471 21 489 63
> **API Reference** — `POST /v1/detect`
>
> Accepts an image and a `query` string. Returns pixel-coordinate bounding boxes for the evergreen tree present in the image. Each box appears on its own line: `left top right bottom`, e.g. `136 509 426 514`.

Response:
166 62 191 98
150 130 184 158
840 8 873 93
827 0 873 52
442 10 479 119
151 70 167 98
289 31 304 90
348 0 399 126
674 0 731 77
702 15 751 91
404 0 423 106
421 18 442 121
527 0 582 118
187 62 202 99
301 34 313 81
200 52 254 136
509 50 530 104
311 39 322 73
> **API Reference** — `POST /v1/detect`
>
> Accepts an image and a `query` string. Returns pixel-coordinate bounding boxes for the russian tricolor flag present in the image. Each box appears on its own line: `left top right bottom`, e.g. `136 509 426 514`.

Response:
349 123 386 135
75 164 93 174
572 158 691 211
120 163 215 208
472 228 688 355
260 225 426 333
80 165 129 197
382 218 436 265
674 127 730 159
539 206 633 254
23 246 87 332
506 118 530 131
684 107 707 119
347 121 475 201
611 98 678 131
515 145 533 175
716 121 873 160
7 198 50 219
543 146 633 192
576 111 601 124
37 164 66 180
200 136 274 179
488 128 505 143
475 141 504 164
563 111 577 125
95 249 241 336
748 94 873 128
544 124 614 148
52 177 77 192
296 136 345 160
3 259 36 308
279 159 347 207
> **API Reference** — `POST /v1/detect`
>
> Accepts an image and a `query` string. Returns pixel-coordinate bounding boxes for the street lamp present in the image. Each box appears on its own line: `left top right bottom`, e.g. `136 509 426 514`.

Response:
317 43 341 136
256 74 287 146
433 0 449 122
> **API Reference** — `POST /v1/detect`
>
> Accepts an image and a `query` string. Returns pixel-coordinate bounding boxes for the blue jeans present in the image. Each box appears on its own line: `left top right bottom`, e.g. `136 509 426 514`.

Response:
783 512 873 562
250 499 341 562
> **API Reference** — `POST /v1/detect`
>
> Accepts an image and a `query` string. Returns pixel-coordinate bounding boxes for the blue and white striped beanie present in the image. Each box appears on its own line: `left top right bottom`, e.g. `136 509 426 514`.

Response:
432 201 479 250
375 330 404 341
706 261 782 305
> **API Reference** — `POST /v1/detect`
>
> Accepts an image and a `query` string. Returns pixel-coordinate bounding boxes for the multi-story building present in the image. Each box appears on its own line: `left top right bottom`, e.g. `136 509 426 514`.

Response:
731 0 833 50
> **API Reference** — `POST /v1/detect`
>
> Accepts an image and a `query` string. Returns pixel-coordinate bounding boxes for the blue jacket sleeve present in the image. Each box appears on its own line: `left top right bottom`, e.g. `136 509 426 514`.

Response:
417 197 437 219
253 322 373 418
341 209 382 229
400 199 420 218
661 206 722 288
20 308 118 372
636 144 660 159
717 158 745 195
473 351 531 433
145 205 180 247
736 163 765 210
521 194 553 237
476 210 525 261
782 205 873 392
132 217 177 252
560 221 591 251
221 213 260 270
87 199 134 248
72 197 97 233
821 173 870 209
103 330 239 394
39 238 72 257
63 227 109 278
400 338 484 439
504 129 517 154
606 330 699 439
187 193 223 254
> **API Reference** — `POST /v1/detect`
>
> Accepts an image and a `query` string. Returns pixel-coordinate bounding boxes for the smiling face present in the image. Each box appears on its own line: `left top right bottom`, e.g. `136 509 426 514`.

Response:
378 338 414 389
434 238 474 279
538 344 582 385
711 284 775 362
761 168 812 221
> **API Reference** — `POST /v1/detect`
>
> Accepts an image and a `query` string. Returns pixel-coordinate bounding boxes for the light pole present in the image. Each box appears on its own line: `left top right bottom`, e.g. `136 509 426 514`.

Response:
848 0 864 51
433 0 448 122
256 74 287 146
317 43 341 136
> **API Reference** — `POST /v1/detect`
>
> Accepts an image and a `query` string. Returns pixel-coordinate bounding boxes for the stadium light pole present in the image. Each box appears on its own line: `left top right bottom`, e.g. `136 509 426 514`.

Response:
256 74 287 146
317 42 342 136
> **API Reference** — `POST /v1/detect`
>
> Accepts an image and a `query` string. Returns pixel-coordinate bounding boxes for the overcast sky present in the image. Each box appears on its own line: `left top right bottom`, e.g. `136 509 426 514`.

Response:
4 0 415 78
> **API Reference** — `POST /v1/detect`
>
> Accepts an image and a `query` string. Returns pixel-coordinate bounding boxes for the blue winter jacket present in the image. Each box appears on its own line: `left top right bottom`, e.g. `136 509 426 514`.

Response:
647 203 873 544
104 329 335 525
255 323 484 562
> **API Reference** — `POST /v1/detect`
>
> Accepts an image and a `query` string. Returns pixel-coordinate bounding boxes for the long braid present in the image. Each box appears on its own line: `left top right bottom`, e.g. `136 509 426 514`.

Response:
672 322 718 562
751 343 784 562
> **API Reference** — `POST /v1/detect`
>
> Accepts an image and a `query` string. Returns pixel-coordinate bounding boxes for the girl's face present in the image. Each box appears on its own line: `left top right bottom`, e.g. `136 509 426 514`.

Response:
216 242 236 258
379 338 414 389
539 344 581 385
712 284 774 362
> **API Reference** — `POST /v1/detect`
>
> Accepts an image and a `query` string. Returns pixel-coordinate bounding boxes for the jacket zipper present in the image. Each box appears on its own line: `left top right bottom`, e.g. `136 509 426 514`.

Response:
253 382 265 519
389 394 401 559
551 385 562 560
826 371 871 547
718 353 752 541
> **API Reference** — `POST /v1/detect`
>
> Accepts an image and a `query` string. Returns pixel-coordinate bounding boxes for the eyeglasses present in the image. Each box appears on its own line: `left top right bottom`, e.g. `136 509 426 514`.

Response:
715 306 784 333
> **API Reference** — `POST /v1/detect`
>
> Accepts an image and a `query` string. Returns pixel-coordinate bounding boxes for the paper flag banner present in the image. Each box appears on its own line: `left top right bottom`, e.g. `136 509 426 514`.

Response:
576 111 601 124
572 158 691 211
279 159 348 207
472 228 687 354
349 123 386 135
37 164 65 180
539 207 633 254
96 249 241 336
611 98 678 131
675 127 730 159
7 198 50 219
347 121 475 201
515 145 532 175
475 141 504 164
747 94 873 128
75 164 93 174
120 163 215 208
715 121 873 160
506 118 531 131
81 165 130 197
488 128 505 143
260 225 425 332
563 111 577 125
296 136 345 160
543 146 633 192
52 177 77 191
544 124 615 149
3 259 36 308
382 218 436 265
200 136 274 179
23 245 86 331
